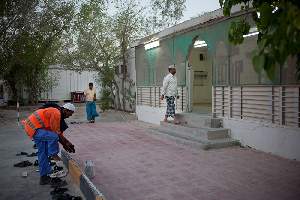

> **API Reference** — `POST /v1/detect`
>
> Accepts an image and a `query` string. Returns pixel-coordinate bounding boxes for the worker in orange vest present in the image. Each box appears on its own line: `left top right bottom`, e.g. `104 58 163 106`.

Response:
22 103 76 185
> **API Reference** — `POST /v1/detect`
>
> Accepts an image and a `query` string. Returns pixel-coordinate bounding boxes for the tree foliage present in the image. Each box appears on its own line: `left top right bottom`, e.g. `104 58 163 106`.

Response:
0 0 185 105
220 0 300 80
59 0 186 110
146 0 186 33
0 0 76 103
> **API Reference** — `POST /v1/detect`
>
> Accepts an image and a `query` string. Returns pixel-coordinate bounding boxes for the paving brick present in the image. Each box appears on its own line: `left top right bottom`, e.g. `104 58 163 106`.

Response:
65 121 300 200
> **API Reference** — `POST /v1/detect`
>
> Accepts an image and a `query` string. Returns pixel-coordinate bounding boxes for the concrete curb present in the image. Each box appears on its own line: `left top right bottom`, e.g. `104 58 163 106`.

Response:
61 150 106 200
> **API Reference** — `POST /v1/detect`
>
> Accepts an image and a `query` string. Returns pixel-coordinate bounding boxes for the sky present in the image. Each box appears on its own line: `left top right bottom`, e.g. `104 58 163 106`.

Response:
181 0 221 21
107 0 221 23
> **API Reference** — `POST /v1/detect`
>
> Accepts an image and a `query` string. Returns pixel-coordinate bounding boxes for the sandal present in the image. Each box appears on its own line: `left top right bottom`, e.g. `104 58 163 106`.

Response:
14 160 33 167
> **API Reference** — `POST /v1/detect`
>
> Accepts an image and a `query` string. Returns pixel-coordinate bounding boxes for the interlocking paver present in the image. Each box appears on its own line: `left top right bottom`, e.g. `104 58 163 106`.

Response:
65 121 300 200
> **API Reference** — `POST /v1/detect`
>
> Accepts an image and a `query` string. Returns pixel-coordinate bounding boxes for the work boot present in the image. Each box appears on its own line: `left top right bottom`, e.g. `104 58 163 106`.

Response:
40 175 51 185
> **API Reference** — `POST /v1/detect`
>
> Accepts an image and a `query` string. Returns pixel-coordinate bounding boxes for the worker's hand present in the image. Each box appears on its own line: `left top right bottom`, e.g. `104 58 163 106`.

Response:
59 135 75 153
63 142 75 153
160 95 164 100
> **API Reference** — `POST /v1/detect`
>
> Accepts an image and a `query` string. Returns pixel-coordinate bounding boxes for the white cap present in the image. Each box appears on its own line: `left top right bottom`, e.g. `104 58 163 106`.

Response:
168 64 176 69
62 103 75 112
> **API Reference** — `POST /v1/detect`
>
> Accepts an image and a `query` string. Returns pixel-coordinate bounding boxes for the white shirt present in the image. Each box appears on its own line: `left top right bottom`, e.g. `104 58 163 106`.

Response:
84 88 96 101
162 73 177 97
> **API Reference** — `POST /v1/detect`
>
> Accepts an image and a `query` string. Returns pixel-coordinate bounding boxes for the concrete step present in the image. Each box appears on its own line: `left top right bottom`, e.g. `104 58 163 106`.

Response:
175 113 222 128
160 121 230 140
204 138 241 150
149 121 240 150
150 126 240 150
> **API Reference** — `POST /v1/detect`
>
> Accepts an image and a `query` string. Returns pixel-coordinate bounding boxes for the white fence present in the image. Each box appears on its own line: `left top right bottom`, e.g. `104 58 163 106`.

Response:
136 86 188 112
213 85 300 128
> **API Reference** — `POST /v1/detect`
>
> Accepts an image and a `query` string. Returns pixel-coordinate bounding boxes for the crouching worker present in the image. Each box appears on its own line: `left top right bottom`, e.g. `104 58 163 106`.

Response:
22 103 76 185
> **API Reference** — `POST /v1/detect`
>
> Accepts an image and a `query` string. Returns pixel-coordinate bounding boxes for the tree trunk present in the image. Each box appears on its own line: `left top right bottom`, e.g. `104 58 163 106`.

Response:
7 79 18 103
121 75 126 111
113 81 121 110
109 86 116 109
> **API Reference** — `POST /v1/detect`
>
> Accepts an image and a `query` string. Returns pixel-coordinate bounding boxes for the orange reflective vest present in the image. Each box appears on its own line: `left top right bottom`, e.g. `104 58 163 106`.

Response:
22 107 61 138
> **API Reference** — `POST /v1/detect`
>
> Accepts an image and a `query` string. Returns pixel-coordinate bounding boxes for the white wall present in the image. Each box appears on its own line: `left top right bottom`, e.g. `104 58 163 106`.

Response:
41 68 100 101
136 105 166 124
136 105 184 124
223 118 300 161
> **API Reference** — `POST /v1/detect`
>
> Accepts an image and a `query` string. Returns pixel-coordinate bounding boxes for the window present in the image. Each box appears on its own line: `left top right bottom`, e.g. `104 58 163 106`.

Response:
199 53 204 61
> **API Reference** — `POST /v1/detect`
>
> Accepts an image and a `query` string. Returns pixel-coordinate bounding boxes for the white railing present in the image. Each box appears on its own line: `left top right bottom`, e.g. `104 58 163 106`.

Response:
136 86 188 112
213 85 300 128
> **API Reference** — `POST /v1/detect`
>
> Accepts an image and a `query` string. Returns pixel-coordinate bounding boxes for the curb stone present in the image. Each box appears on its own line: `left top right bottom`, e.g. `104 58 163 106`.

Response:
61 150 106 200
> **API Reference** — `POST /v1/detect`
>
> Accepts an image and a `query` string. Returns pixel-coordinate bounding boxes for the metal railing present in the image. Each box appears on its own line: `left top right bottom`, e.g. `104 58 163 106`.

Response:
136 86 188 112
213 85 300 128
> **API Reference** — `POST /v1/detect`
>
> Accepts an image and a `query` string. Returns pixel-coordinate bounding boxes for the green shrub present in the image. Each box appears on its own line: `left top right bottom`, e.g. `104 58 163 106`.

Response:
100 88 112 112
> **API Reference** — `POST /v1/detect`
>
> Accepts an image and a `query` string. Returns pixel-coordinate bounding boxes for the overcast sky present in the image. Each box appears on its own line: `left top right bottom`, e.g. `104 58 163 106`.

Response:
181 0 221 21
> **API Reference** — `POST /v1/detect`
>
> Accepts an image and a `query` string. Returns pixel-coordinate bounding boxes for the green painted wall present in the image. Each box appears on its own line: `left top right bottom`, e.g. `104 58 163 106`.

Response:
136 13 282 87
138 17 232 86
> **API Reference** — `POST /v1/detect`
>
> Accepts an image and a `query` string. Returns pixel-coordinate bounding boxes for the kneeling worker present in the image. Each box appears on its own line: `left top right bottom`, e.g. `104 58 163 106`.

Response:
22 103 76 185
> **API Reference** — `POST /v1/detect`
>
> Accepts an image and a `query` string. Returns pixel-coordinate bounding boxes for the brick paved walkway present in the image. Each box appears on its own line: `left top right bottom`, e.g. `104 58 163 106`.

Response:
65 121 300 200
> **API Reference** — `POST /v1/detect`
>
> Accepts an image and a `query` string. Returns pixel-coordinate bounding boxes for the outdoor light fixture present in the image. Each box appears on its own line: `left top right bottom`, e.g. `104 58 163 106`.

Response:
194 40 207 48
144 40 160 50
243 27 259 38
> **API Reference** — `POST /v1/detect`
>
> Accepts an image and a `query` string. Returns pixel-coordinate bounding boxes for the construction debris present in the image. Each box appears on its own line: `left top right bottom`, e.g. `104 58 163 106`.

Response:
21 171 28 177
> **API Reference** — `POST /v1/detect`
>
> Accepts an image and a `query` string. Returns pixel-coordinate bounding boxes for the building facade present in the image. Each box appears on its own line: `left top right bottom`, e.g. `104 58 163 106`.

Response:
131 8 300 160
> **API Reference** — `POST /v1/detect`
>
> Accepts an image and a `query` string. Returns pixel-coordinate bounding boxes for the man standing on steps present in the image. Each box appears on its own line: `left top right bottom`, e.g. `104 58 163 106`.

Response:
84 82 99 123
22 103 76 185
160 64 179 124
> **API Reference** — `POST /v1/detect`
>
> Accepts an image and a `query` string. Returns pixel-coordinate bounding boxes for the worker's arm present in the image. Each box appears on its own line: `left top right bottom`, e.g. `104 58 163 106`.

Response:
45 108 75 153
93 89 96 101
59 134 75 153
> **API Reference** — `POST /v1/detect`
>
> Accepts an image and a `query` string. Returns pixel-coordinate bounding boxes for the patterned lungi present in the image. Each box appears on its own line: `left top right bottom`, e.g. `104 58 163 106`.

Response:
166 96 175 118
